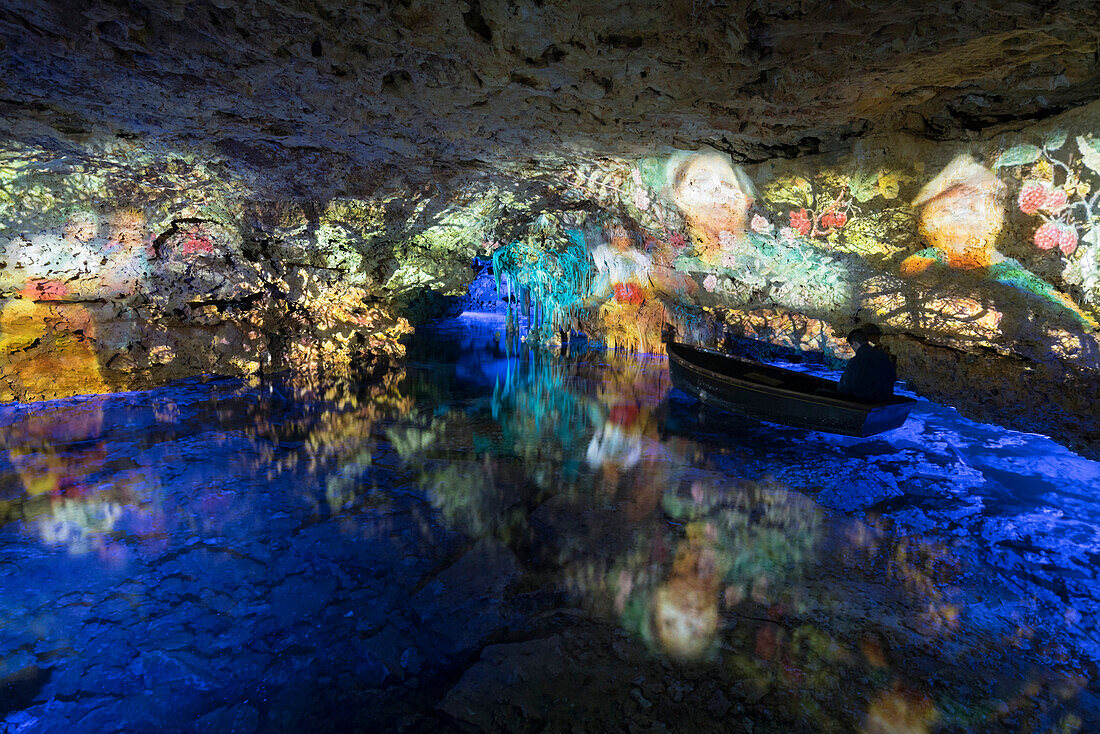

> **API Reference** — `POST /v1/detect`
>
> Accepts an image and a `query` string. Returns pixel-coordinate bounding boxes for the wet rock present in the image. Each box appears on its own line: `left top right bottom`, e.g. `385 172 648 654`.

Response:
705 689 731 718
438 635 568 730
0 665 48 718
193 703 260 733
399 647 424 674
413 536 520 659
816 465 903 512
268 572 340 624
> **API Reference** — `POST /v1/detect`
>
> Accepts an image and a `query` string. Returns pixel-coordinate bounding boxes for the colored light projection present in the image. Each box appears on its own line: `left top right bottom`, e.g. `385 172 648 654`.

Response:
0 139 496 401
2 313 1096 730
372 332 1091 730
491 126 1100 372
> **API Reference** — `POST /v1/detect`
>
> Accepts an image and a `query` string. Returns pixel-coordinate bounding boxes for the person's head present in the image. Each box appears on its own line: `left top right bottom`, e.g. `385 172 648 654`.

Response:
846 328 870 350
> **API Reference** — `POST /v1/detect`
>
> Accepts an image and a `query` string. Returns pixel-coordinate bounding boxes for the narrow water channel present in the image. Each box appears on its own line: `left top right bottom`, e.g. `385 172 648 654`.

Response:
1 313 1097 732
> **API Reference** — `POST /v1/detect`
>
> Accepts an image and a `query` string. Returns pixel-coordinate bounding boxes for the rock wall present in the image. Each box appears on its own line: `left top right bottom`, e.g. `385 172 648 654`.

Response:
2 0 1100 453
491 102 1100 456
0 203 412 402
0 126 573 402
3 97 1099 456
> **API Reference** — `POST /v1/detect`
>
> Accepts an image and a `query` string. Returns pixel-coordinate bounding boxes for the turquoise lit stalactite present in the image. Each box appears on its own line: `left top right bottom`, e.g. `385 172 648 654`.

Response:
492 213 596 340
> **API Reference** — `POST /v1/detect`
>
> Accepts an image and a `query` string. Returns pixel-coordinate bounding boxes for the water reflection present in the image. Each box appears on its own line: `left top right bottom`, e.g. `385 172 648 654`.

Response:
0 314 1097 731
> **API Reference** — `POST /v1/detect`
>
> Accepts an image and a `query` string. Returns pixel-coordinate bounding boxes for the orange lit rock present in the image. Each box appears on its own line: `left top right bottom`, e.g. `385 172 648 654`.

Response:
911 155 1005 272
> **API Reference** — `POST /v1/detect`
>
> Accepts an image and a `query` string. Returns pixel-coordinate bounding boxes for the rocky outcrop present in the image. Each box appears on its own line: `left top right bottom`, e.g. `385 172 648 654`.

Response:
0 201 414 402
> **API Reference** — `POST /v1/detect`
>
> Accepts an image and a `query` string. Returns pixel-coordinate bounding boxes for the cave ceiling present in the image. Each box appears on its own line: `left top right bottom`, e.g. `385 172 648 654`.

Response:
2 0 1099 198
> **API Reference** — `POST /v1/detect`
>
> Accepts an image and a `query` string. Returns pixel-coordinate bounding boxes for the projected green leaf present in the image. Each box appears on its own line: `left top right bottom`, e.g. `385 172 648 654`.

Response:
993 145 1042 169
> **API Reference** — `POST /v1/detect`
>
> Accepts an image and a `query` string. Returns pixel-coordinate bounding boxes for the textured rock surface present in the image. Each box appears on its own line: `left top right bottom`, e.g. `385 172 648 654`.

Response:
2 1 1099 186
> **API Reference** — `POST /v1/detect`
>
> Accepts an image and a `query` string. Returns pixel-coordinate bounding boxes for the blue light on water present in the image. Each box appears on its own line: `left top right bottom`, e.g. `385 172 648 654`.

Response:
1 316 1098 731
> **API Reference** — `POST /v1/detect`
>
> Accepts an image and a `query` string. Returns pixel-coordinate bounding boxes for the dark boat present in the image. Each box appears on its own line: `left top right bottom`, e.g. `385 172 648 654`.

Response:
666 341 916 437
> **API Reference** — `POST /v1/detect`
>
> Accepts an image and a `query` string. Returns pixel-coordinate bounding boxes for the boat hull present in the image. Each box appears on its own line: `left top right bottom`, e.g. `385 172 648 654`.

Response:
667 342 915 437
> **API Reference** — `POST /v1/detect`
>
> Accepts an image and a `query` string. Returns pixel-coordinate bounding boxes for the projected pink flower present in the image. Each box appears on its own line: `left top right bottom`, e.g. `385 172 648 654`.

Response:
750 214 771 233
181 236 214 255
789 208 811 236
1018 181 1047 215
703 273 717 292
1034 221 1077 253
669 232 686 249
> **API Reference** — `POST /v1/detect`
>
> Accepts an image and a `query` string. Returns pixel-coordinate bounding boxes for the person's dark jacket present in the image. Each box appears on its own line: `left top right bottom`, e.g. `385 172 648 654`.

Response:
837 343 896 401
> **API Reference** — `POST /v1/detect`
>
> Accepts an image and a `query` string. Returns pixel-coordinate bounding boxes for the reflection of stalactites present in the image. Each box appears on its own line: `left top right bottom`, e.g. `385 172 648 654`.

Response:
0 298 107 402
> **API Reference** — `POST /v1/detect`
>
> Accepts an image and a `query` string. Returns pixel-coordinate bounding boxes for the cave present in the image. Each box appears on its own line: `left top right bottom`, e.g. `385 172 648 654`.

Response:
2 1 1100 731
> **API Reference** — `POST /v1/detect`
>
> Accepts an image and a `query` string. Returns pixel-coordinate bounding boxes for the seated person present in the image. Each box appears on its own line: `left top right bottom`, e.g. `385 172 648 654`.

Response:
837 327 897 401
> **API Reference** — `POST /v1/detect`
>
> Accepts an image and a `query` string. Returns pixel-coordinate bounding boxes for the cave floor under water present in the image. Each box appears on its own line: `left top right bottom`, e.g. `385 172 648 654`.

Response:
1 312 1099 733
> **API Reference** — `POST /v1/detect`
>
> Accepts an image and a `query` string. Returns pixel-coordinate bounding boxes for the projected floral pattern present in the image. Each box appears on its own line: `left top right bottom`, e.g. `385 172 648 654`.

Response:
500 129 1100 365
3 114 1100 409
995 131 1100 304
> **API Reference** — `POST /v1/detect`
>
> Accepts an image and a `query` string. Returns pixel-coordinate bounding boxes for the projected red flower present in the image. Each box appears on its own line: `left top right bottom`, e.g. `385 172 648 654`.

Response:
820 210 847 229
613 282 646 305
789 208 811 236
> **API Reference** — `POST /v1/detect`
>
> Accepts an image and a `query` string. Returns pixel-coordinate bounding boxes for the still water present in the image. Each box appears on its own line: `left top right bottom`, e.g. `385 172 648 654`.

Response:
1 313 1098 733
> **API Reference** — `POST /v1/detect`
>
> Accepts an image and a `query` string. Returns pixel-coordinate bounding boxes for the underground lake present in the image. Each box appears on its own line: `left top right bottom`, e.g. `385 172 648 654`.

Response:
1 313 1098 732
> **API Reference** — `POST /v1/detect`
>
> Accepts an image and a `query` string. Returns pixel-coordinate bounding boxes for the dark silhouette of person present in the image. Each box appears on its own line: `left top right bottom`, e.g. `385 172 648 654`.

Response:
837 327 897 401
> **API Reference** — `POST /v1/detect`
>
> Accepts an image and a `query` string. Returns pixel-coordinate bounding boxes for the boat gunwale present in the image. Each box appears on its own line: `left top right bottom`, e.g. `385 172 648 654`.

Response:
667 341 916 413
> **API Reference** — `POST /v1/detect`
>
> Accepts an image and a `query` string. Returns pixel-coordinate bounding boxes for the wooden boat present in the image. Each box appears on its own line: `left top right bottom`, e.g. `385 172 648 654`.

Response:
666 341 917 437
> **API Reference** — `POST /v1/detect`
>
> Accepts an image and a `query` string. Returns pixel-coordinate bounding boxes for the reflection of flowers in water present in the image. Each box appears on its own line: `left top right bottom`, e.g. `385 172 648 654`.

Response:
652 523 721 661
34 498 123 553
586 421 642 470
598 478 825 663
27 493 165 564
864 682 940 734
846 520 962 635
